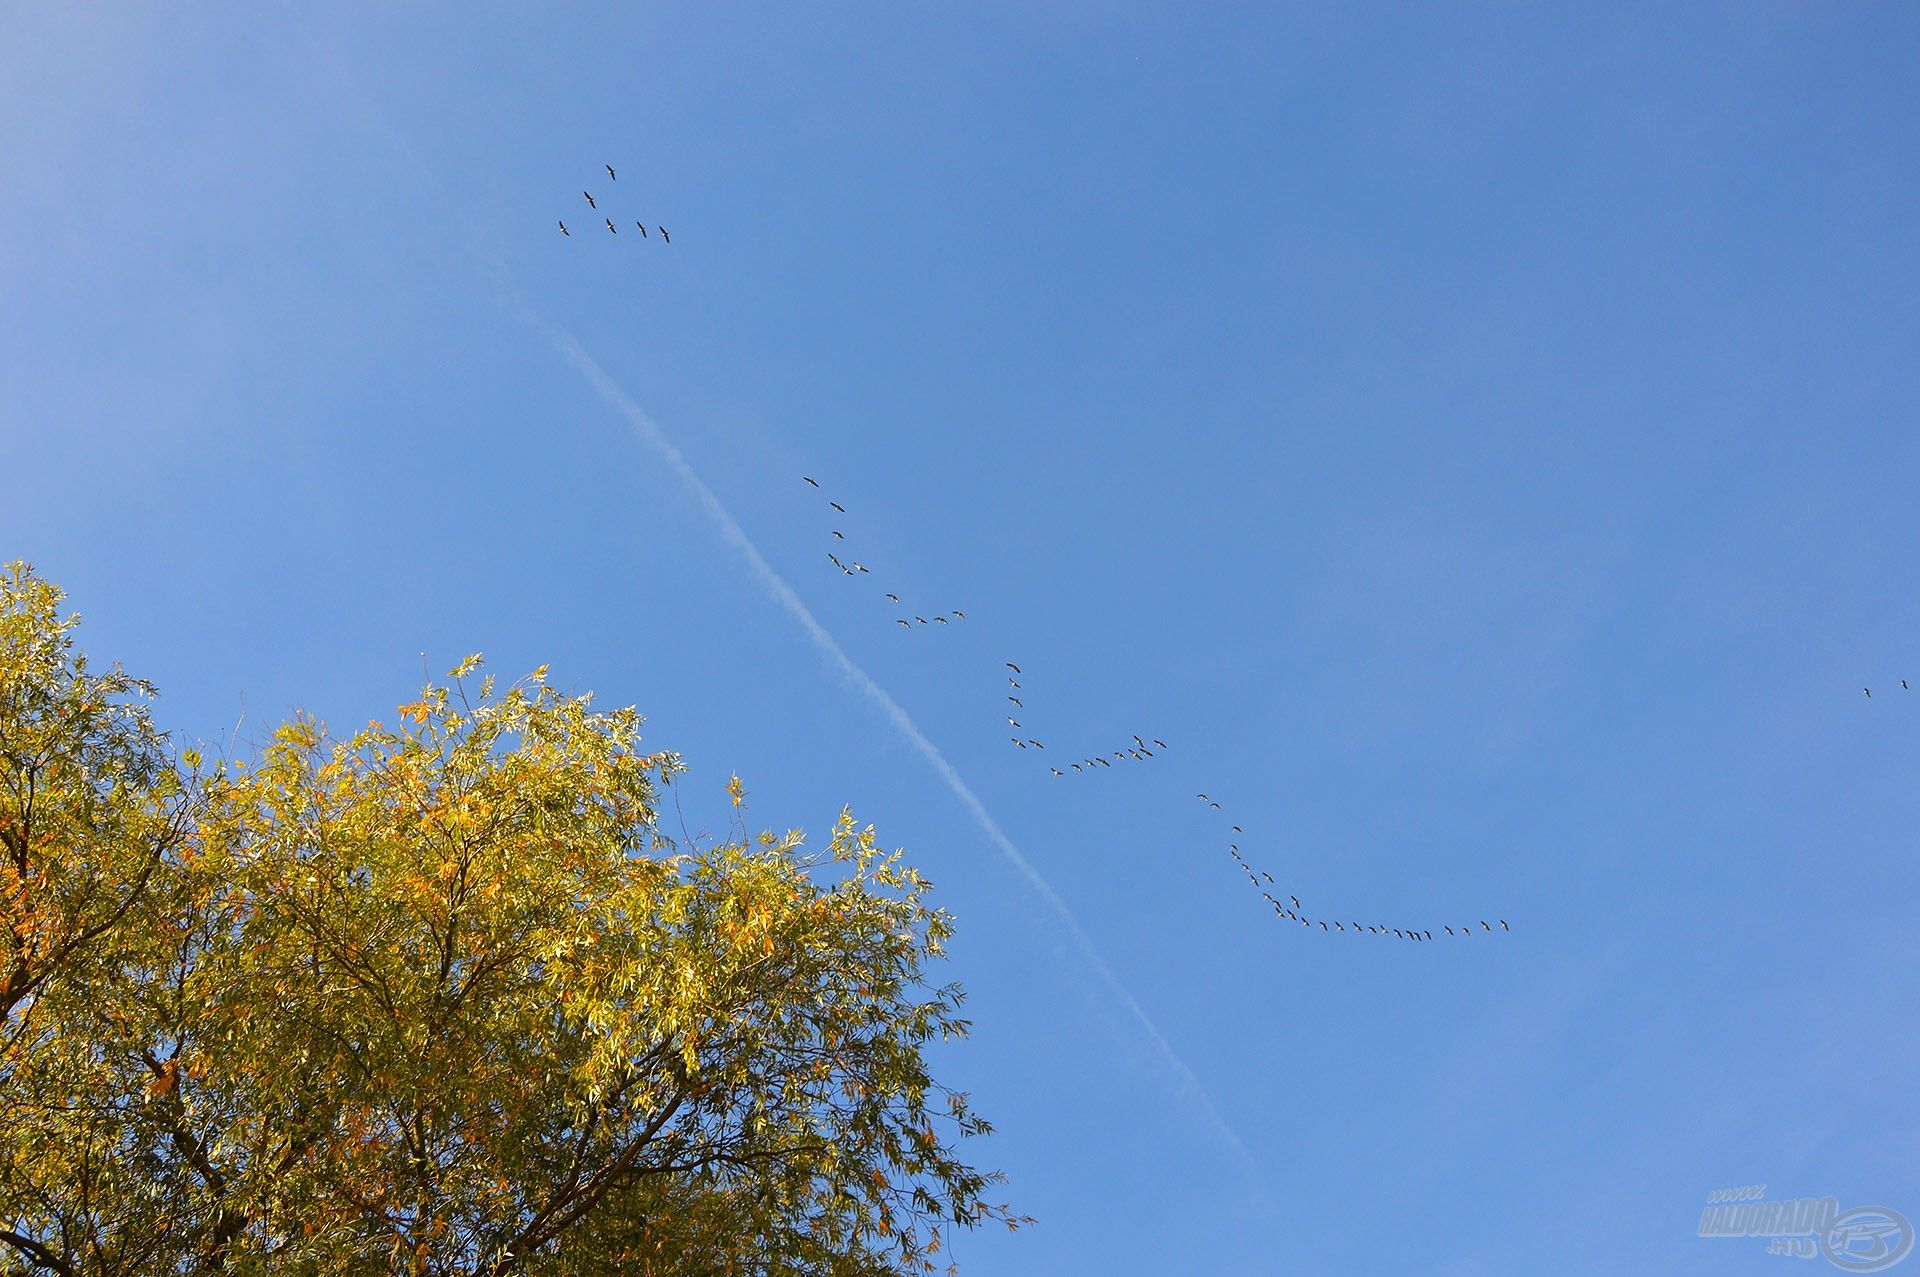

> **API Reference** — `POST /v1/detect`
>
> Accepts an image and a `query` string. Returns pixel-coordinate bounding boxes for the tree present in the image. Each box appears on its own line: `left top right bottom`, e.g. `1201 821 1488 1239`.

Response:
0 564 1021 1276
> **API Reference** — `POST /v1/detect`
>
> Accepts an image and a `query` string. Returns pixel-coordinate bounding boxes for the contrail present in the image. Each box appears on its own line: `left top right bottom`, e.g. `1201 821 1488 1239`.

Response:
529 317 1252 1172
287 24 1252 1176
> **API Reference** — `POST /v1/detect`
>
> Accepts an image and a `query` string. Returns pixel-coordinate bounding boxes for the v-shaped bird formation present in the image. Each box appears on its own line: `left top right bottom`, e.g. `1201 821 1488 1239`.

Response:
788 477 1510 946
556 163 672 245
993 661 1170 774
1196 794 1508 942
803 476 969 629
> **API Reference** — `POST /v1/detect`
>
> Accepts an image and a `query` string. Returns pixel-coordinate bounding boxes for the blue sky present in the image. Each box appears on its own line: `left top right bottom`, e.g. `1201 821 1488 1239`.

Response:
5 4 1918 1272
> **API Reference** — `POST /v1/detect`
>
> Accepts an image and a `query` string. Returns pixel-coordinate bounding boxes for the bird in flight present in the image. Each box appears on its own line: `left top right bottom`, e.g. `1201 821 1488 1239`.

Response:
606 164 617 181
886 593 900 602
1008 697 1023 707
935 616 949 624
1865 688 1873 698
897 620 911 629
659 227 670 243
1007 718 1020 728
952 610 965 619
1006 663 1022 674
583 191 597 209
1154 739 1168 749
558 221 570 236
852 563 869 573
830 502 846 513
605 218 617 233
636 222 648 237
1051 767 1064 776
804 476 820 487
831 530 846 540
1500 920 1510 931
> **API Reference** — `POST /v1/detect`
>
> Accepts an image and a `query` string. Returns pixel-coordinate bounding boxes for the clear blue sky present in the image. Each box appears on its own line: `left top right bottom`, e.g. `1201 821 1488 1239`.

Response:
5 5 1917 1272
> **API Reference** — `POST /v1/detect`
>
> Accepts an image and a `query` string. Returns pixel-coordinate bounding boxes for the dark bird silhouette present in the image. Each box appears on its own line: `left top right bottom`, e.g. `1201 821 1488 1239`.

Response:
853 563 869 573
1291 896 1300 909
886 593 900 602
830 502 846 513
916 616 928 626
832 530 846 539
804 476 820 487
1008 718 1020 728
1028 740 1042 749
1154 739 1168 749
952 610 965 619
1481 921 1492 931
659 227 670 242
584 191 597 209
1006 663 1023 674
1210 801 1221 809
1013 739 1026 748
935 616 949 624
1865 688 1873 698
1071 763 1083 772
1051 767 1063 776
1134 736 1146 748
1009 697 1023 707
1231 826 1242 833
1446 926 1454 936
1500 920 1510 931
606 164 617 181
897 620 911 629
1197 793 1210 801
828 553 846 570
636 222 647 236
605 218 617 233
558 221 571 235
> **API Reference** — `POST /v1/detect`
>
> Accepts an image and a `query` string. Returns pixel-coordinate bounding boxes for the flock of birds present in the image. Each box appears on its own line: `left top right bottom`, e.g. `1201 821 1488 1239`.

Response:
1196 793 1509 943
1863 681 1911 697
804 476 970 630
798 475 1514 945
557 163 671 243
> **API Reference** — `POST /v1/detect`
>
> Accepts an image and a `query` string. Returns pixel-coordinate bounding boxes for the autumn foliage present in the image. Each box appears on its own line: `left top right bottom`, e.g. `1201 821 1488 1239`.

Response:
0 564 1020 1275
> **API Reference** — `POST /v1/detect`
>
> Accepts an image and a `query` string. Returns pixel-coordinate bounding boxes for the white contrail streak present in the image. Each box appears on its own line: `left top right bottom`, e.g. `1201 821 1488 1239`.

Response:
288 24 1250 1175
528 317 1252 1171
